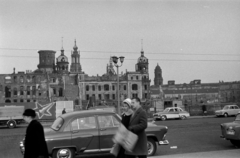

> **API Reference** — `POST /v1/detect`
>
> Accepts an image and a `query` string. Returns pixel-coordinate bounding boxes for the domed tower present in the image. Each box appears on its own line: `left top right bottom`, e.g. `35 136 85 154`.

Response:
154 63 163 86
56 45 69 73
70 39 82 73
135 48 148 73
106 56 116 75
37 50 56 73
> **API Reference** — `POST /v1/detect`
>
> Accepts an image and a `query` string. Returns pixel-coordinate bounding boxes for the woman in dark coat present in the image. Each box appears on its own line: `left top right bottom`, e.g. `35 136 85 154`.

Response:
116 98 133 158
23 109 49 158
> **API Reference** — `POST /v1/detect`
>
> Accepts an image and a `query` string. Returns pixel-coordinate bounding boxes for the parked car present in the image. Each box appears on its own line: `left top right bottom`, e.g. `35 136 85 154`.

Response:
220 112 240 147
20 110 169 158
153 107 190 121
215 105 240 117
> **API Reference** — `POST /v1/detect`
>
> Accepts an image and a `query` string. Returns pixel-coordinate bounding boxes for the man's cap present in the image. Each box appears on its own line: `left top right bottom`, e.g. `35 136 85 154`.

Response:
123 98 132 107
23 109 36 118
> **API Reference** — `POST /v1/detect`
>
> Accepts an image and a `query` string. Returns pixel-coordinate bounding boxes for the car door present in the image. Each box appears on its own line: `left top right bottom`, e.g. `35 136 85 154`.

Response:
71 116 99 153
229 106 235 116
233 106 240 115
167 108 179 119
97 114 120 151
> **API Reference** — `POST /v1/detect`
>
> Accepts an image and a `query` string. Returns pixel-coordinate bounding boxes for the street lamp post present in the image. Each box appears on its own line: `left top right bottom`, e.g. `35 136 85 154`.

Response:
112 56 125 115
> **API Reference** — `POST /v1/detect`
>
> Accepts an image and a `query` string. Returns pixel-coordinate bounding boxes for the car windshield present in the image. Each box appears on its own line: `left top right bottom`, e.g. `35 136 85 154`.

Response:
163 108 169 112
235 114 240 121
51 117 64 131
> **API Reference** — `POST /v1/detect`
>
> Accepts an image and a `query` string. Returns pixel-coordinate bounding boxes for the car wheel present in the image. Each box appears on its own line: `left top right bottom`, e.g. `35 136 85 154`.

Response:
180 115 186 120
147 138 157 156
161 116 167 121
53 148 75 158
224 113 228 117
7 120 16 128
230 140 240 147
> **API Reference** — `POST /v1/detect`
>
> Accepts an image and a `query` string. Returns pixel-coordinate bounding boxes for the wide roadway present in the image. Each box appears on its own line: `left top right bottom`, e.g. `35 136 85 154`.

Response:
0 117 238 158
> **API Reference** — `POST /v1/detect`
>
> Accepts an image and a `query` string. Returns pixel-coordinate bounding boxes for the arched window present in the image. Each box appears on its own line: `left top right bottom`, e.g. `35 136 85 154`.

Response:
92 85 95 91
20 86 24 95
98 85 101 91
13 76 17 83
104 84 109 91
27 76 31 82
132 84 138 90
5 86 11 98
32 76 36 83
20 76 24 83
32 86 36 95
13 87 18 95
86 85 89 91
59 88 63 97
27 86 30 95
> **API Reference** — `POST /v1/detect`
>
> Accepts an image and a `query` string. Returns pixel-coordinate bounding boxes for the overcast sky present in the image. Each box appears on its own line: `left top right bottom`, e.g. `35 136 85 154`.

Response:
0 0 240 85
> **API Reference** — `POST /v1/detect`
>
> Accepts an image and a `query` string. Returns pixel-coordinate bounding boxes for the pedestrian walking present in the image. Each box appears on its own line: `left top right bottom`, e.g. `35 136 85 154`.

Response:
202 104 207 116
115 98 133 158
23 109 49 158
125 97 148 158
62 108 66 114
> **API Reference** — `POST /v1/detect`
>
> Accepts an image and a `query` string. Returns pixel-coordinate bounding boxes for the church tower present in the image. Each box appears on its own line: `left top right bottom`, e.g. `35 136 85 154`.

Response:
70 39 82 73
106 56 116 75
135 41 148 73
56 39 69 73
154 63 163 86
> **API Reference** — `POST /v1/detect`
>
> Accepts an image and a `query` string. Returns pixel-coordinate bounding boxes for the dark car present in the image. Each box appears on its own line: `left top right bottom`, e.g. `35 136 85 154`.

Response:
20 110 169 158
220 112 240 147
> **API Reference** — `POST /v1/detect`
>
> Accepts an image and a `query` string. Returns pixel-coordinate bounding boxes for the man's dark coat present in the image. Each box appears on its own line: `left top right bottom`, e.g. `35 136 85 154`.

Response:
125 107 148 156
24 120 49 158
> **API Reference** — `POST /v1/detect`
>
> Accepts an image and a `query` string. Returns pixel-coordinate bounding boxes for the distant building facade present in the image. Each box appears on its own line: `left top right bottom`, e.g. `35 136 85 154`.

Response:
0 41 151 109
150 78 240 107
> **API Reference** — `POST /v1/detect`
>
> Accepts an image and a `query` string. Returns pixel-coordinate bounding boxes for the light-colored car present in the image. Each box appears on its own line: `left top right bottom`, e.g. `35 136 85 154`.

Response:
215 105 240 117
220 112 240 147
153 107 190 121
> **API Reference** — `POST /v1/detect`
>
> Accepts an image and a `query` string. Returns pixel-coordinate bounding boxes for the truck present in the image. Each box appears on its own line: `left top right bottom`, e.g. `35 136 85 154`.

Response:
0 106 25 128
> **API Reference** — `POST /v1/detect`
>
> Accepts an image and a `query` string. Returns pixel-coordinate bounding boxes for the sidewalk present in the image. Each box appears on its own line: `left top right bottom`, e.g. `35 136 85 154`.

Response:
152 149 240 158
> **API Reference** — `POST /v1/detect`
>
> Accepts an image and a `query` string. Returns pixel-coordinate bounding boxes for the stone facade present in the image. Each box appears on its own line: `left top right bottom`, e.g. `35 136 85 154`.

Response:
0 40 151 110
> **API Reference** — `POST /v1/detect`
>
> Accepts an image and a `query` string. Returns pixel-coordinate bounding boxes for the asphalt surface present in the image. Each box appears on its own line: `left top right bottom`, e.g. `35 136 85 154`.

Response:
0 115 239 158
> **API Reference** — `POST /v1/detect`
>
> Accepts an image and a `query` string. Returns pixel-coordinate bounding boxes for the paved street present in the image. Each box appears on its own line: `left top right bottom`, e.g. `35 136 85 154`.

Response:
0 116 239 158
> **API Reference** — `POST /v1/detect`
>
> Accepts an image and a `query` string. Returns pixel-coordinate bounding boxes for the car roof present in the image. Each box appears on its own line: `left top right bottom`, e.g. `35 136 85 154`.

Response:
225 105 237 107
60 109 115 120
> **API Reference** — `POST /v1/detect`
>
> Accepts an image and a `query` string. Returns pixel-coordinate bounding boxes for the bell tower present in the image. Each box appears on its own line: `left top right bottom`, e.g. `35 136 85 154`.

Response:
70 39 82 73
154 63 163 86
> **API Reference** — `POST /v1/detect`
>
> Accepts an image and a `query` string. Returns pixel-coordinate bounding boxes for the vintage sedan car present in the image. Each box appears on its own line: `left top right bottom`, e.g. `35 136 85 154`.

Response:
220 112 240 147
215 105 240 117
20 110 169 158
153 107 190 121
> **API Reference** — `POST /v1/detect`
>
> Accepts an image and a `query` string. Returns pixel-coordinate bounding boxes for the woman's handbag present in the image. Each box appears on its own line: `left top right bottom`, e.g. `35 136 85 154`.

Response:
110 143 120 157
